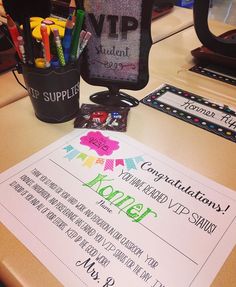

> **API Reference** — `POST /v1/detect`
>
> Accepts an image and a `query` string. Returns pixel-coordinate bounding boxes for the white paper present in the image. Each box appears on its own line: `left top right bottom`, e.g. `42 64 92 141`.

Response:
0 129 235 287
157 91 236 132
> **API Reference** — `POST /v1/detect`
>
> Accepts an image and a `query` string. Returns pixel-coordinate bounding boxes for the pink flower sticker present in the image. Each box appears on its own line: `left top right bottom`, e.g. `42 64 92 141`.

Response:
80 131 119 156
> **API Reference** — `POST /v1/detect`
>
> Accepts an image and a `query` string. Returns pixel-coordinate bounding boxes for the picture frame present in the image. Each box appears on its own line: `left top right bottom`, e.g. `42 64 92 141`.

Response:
80 0 154 107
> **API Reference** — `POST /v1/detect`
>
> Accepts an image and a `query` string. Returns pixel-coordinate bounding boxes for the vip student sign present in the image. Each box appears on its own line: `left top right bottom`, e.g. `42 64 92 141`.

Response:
81 0 153 90
0 130 236 287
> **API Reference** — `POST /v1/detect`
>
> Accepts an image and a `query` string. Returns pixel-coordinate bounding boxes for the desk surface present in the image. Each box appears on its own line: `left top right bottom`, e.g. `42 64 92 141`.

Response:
151 5 193 43
0 71 26 108
0 20 236 287
149 20 236 108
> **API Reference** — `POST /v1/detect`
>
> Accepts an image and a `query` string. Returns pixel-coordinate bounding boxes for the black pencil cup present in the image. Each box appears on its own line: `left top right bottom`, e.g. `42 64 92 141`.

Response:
18 61 80 123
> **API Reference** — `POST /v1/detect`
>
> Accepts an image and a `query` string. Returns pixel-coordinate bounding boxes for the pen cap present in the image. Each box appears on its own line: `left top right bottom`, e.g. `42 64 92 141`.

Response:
53 28 60 39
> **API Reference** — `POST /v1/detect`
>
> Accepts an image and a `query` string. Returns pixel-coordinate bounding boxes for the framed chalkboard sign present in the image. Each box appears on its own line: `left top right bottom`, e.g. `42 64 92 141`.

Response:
80 0 154 107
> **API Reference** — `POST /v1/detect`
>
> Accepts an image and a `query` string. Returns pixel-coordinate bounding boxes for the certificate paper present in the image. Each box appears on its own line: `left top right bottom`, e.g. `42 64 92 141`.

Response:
0 130 235 287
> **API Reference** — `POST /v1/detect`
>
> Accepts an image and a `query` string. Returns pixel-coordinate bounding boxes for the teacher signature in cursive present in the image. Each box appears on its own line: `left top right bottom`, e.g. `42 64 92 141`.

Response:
75 257 115 286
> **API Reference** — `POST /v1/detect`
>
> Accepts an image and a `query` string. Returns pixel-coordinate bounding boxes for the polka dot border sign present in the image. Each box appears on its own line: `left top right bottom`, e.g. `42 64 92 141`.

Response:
190 64 236 86
140 84 236 143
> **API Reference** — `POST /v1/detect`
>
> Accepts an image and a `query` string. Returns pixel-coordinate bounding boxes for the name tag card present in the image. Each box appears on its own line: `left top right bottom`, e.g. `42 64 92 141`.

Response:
0 129 236 287
190 64 236 86
141 84 236 142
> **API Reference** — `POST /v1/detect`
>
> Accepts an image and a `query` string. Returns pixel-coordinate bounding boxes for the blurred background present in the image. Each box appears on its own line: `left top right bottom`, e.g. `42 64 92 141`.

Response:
0 0 236 24
208 0 236 25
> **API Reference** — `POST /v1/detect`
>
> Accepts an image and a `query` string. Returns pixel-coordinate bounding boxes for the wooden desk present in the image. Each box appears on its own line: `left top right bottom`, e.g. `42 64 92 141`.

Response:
0 21 236 287
0 1 6 20
0 71 26 108
149 20 236 108
0 78 236 287
151 5 193 43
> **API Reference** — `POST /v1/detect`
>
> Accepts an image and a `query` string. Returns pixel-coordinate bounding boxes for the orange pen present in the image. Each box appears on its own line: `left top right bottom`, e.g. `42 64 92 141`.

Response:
40 23 51 68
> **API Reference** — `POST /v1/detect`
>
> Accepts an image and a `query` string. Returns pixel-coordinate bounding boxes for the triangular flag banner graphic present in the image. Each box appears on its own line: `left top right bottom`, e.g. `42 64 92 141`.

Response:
134 156 144 164
62 146 143 171
125 158 137 170
115 159 124 167
63 145 74 153
96 158 105 165
104 159 114 171
83 156 97 168
77 153 87 161
64 149 80 160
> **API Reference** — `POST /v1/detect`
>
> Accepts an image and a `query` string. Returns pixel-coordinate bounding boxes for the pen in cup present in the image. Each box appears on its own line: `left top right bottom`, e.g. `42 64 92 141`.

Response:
22 16 35 65
70 9 85 62
62 15 74 64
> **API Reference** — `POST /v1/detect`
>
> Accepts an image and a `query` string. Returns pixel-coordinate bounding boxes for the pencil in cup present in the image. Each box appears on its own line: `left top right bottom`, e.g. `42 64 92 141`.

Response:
40 24 51 68
77 30 86 58
53 28 66 67
77 31 91 59
17 36 26 64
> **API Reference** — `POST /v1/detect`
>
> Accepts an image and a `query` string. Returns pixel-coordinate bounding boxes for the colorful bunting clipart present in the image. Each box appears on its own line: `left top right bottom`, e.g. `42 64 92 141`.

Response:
63 145 144 171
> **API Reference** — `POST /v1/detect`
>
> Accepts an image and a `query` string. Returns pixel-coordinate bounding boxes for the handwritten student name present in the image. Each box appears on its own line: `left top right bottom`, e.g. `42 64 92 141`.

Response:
83 173 158 223
181 99 216 118
180 99 236 130
220 114 236 130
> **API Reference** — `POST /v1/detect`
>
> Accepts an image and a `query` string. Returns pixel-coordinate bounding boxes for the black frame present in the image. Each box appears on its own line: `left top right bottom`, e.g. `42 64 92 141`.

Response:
193 0 236 58
80 0 153 92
